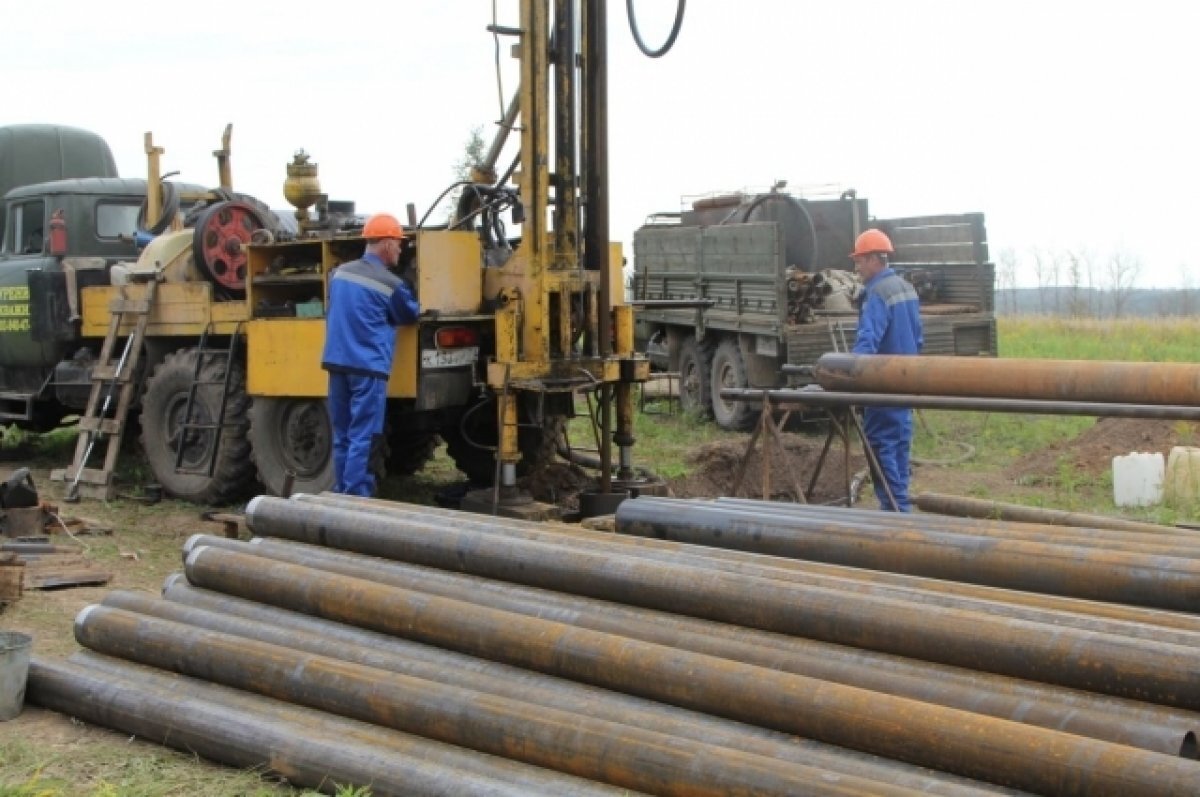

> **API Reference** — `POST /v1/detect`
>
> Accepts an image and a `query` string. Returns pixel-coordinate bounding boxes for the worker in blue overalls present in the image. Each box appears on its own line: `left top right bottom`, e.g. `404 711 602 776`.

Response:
321 213 420 496
850 229 923 511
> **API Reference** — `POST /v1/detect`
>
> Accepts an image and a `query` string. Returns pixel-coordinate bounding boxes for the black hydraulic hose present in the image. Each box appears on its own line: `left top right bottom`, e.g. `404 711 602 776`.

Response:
137 180 180 235
627 0 686 58
417 181 473 230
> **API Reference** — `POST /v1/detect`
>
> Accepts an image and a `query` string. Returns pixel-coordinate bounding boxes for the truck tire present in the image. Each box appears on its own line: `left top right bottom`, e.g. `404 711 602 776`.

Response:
677 336 713 417
443 396 565 487
710 338 755 431
140 349 257 504
249 397 334 496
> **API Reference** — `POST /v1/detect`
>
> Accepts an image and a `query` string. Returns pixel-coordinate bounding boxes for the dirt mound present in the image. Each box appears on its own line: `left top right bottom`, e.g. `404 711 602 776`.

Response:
1009 418 1199 481
669 433 867 504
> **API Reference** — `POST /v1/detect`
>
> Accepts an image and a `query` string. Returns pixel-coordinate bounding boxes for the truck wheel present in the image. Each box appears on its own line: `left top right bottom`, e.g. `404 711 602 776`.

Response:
677 337 713 417
710 339 755 431
249 397 334 496
140 349 257 504
443 396 565 486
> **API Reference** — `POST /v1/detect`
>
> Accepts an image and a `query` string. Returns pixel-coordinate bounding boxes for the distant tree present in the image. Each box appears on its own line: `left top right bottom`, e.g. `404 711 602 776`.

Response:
443 126 489 224
1030 247 1052 314
996 247 1019 315
1106 248 1142 318
1064 249 1087 318
1179 266 1197 316
1079 247 1099 317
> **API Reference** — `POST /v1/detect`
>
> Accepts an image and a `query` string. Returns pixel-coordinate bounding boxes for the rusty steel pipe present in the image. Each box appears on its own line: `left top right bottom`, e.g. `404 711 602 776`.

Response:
616 496 1200 612
294 494 1200 635
66 652 640 796
173 538 1200 758
28 656 616 797
310 491 1200 561
720 386 1200 420
179 545 1200 795
708 498 1200 558
107 589 1005 795
74 604 918 797
913 492 1199 535
718 497 1200 548
243 497 1200 710
815 352 1200 406
274 497 1200 644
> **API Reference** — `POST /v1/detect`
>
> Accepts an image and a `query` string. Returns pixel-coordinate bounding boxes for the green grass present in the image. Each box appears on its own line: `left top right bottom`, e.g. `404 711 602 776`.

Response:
0 737 315 797
999 316 1200 361
907 316 1200 522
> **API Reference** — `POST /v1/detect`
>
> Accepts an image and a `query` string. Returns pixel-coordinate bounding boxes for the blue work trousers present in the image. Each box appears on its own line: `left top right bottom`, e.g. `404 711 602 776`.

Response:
862 406 913 512
328 372 387 496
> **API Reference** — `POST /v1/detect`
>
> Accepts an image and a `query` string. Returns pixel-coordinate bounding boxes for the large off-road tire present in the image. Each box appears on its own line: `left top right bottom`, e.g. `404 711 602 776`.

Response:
249 397 335 496
710 338 756 431
140 349 257 504
443 396 566 487
677 336 713 417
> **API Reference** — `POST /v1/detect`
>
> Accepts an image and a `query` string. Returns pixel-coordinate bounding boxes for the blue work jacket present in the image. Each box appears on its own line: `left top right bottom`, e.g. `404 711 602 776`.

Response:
853 267 923 356
321 252 420 379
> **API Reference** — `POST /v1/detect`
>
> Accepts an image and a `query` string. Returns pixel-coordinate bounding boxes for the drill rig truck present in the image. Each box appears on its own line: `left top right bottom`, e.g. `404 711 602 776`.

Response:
632 188 997 430
0 0 649 510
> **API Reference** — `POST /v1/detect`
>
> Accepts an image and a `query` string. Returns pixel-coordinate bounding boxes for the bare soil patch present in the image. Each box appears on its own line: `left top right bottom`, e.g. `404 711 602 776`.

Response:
667 431 868 504
1010 418 1200 480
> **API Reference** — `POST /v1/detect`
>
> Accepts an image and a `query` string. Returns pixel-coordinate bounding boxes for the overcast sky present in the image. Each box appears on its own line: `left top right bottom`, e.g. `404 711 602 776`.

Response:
3 1 1196 287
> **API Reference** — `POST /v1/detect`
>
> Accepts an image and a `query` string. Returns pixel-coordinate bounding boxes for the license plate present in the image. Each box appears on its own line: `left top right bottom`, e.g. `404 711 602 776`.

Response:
421 347 478 369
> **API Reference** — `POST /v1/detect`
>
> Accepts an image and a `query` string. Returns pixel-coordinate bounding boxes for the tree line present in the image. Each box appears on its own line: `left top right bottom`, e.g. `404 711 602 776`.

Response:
994 246 1198 318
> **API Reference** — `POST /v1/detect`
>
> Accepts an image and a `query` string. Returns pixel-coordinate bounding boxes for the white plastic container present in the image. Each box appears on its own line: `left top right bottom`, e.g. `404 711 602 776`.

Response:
1112 451 1164 508
1164 446 1200 508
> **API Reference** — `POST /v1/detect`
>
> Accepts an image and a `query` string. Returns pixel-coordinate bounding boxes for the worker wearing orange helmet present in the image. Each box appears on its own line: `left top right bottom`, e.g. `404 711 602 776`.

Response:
850 228 923 511
321 213 420 496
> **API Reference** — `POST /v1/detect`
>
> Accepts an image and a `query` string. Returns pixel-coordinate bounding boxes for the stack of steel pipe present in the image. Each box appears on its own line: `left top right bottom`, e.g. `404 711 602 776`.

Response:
614 496 1200 611
27 492 1200 795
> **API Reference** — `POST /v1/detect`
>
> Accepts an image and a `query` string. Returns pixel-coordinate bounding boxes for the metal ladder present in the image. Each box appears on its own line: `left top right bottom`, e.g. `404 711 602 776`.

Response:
53 277 159 501
173 321 243 477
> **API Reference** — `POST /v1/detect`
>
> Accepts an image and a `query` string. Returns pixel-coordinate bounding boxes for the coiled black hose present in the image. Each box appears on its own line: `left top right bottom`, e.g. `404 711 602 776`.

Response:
627 0 686 58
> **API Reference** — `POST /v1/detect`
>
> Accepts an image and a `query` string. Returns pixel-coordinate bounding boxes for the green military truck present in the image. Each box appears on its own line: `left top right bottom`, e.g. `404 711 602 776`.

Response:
632 189 996 430
0 124 139 426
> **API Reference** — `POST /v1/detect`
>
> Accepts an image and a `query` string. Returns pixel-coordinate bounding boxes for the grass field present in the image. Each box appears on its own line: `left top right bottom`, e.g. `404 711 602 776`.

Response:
999 316 1200 361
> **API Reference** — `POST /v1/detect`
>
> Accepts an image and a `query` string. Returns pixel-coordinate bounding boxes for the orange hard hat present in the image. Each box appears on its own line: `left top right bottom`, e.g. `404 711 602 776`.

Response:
363 213 404 240
850 229 894 258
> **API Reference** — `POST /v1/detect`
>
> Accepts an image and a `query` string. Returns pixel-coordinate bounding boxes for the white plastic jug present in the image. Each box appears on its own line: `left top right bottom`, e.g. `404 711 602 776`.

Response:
1164 446 1200 508
1112 451 1164 508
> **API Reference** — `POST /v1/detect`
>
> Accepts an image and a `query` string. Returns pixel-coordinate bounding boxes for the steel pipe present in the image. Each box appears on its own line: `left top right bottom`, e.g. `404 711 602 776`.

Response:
74 604 915 797
914 492 1197 535
172 538 1200 758
105 589 1003 796
296 493 1200 634
814 352 1200 406
274 496 1200 644
177 544 1200 795
242 497 1200 710
616 496 1200 612
719 387 1200 420
703 499 1200 558
718 497 1200 548
29 656 615 797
